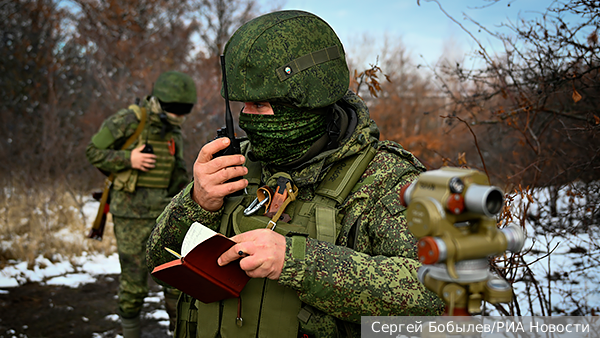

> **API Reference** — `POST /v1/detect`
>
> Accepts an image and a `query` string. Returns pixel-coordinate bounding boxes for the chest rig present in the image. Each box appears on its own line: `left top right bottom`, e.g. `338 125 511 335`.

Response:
113 105 177 192
135 117 177 189
182 145 376 338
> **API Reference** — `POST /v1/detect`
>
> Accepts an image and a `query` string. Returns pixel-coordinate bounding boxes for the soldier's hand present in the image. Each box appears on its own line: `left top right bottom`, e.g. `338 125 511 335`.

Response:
192 137 248 211
218 229 286 280
131 145 156 171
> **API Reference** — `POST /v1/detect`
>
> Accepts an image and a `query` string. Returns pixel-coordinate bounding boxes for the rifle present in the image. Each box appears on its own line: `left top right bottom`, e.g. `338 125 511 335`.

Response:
214 55 242 196
87 105 147 240
88 175 113 240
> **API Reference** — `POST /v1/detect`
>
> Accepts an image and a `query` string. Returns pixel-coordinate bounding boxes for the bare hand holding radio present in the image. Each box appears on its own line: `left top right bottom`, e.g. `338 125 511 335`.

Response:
191 55 247 212
191 138 248 212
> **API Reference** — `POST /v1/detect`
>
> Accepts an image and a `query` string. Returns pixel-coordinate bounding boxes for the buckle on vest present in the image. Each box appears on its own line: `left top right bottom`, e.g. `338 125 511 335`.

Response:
267 219 277 231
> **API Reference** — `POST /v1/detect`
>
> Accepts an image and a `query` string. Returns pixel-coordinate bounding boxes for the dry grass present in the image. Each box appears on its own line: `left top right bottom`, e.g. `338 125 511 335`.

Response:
0 181 116 269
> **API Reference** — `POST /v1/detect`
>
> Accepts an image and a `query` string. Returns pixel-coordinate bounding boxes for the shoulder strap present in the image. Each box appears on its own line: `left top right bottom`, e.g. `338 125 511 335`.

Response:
121 105 147 150
315 145 377 205
312 145 377 243
89 106 148 238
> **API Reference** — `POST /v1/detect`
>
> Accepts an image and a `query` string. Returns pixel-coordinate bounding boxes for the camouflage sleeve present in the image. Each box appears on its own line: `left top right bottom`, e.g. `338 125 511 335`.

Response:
277 143 445 321
85 109 139 173
147 182 224 287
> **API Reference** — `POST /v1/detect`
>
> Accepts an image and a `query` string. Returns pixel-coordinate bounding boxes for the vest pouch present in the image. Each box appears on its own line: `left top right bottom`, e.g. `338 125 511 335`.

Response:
110 104 144 194
297 304 343 338
232 202 317 237
221 278 301 338
112 169 139 193
194 277 302 338
174 293 200 338
193 299 220 338
136 137 176 189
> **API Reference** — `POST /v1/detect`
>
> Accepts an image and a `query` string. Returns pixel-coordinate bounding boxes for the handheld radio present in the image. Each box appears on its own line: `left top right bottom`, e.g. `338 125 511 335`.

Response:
214 55 243 196
215 55 241 157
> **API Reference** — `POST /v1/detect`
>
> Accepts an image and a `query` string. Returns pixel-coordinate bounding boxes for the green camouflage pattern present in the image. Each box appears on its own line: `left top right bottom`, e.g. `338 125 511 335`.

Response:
113 216 180 321
238 104 327 165
87 96 190 325
223 10 349 109
147 90 444 337
113 216 154 318
153 71 197 104
85 97 189 218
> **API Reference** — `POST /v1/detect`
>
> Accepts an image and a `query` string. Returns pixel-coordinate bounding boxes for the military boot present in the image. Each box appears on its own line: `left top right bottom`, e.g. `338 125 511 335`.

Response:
121 315 141 338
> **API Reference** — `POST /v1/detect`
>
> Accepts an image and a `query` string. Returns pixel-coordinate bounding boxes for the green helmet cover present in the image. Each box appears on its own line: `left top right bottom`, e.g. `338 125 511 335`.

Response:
152 71 197 104
223 10 349 109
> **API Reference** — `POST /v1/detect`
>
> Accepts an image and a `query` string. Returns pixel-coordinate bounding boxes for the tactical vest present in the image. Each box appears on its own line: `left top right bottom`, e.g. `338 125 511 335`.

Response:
175 145 377 338
113 105 176 192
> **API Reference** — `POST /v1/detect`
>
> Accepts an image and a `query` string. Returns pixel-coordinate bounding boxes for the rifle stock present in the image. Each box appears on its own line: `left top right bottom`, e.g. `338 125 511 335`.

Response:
87 175 113 241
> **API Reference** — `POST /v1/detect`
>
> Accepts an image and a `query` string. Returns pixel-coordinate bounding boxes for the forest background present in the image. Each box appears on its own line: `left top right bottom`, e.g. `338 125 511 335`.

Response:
1 0 599 317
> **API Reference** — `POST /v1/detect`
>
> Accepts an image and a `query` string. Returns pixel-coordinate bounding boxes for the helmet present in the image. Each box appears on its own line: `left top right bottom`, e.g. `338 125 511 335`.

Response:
152 71 197 104
223 10 349 109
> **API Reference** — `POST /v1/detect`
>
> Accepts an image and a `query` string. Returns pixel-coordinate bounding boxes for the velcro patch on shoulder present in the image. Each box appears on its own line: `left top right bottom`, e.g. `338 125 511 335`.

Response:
91 126 116 149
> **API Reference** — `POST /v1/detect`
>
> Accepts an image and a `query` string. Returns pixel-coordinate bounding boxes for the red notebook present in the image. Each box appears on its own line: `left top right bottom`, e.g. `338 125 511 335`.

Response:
151 222 250 304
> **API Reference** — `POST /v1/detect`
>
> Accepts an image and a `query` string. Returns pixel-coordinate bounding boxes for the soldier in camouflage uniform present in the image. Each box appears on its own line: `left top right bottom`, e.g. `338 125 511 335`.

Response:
86 71 196 338
147 11 444 338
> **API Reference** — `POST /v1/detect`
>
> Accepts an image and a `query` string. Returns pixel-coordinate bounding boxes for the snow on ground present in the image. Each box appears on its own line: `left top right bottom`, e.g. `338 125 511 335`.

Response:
1 183 598 317
0 251 170 336
0 198 171 336
0 252 120 288
507 182 600 315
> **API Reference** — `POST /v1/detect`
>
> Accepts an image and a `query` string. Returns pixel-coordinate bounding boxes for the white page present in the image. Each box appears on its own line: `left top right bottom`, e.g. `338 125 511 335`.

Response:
181 222 217 257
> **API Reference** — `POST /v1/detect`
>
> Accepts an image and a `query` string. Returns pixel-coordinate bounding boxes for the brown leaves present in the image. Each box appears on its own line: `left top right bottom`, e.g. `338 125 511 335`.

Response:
588 31 598 47
352 62 390 98
457 152 467 165
572 88 582 103
515 184 534 204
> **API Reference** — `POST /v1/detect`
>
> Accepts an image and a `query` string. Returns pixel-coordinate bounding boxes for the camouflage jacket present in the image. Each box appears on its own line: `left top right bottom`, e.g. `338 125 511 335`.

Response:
85 99 189 219
147 91 444 331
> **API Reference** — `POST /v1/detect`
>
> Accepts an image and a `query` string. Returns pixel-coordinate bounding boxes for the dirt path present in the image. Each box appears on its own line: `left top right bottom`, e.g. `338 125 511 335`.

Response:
0 274 170 338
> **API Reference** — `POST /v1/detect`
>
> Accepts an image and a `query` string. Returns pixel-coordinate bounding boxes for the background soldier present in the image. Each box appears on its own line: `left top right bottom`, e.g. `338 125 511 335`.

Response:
86 71 196 338
147 11 444 338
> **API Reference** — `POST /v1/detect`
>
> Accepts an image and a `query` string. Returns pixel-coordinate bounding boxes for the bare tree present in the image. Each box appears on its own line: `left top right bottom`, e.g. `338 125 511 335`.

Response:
0 0 84 186
179 0 285 166
0 0 285 266
426 0 600 315
190 0 285 57
194 0 257 57
73 0 199 112
349 35 451 168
